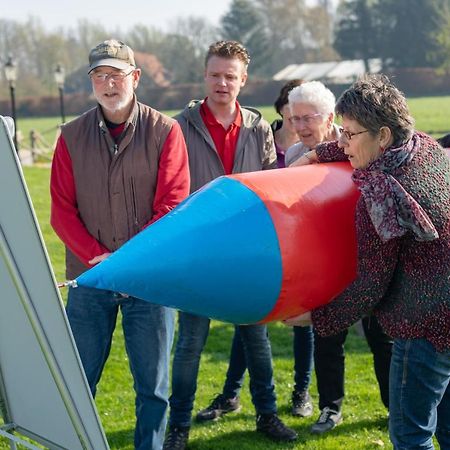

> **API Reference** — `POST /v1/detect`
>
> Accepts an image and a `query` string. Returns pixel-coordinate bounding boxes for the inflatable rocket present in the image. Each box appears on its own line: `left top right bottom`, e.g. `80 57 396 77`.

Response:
76 162 360 324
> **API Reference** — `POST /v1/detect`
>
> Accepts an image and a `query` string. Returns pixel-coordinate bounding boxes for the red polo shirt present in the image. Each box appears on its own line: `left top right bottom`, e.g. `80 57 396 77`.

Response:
200 99 242 175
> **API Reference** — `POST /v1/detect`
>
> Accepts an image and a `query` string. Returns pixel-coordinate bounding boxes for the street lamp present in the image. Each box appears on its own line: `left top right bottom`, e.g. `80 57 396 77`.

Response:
4 55 18 151
54 63 66 124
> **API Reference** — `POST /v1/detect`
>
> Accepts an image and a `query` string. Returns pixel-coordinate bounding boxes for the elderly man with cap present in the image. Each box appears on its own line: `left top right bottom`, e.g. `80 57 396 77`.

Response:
50 39 190 450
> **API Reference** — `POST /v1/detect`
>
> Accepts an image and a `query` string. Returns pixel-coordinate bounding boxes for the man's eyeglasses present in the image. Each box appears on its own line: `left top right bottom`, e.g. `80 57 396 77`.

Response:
90 70 134 83
288 113 323 126
339 127 369 141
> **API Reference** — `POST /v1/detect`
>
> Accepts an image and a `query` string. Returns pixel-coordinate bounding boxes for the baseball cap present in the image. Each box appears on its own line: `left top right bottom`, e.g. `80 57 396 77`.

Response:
88 39 136 73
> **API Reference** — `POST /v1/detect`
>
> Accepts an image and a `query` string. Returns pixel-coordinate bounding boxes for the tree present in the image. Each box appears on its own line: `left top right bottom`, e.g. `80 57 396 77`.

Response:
126 23 167 56
333 0 379 71
220 0 271 75
303 4 340 62
156 33 205 84
333 0 450 69
168 16 221 81
253 0 337 75
71 19 110 63
0 17 76 98
127 23 208 84
170 16 219 60
253 0 308 73
0 16 116 98
434 1 450 74
376 0 447 68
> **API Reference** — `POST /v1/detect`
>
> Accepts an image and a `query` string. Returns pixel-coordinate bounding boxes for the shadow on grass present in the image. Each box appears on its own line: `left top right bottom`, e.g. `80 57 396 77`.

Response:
330 415 388 435
188 414 388 449
189 427 301 450
106 428 134 449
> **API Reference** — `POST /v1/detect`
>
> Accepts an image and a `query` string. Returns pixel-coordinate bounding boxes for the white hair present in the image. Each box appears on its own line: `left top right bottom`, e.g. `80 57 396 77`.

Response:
288 81 336 115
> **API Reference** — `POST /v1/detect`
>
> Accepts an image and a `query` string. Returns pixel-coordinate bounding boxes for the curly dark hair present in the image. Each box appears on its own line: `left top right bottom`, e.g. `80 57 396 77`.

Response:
274 79 303 116
336 74 415 146
205 41 250 68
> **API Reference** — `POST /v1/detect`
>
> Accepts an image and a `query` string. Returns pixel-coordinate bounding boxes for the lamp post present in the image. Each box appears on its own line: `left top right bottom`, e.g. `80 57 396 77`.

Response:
54 63 66 124
4 55 18 151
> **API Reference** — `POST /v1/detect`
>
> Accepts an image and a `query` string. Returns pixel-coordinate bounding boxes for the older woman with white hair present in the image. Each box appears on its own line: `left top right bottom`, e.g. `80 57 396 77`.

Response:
285 81 339 167
284 80 393 436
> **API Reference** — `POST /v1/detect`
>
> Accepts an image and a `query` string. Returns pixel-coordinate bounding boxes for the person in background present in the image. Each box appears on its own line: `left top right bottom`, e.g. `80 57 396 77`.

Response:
195 78 315 422
273 79 317 418
286 81 393 435
271 79 304 167
437 132 450 148
163 41 298 450
285 80 339 166
286 74 450 449
50 39 190 450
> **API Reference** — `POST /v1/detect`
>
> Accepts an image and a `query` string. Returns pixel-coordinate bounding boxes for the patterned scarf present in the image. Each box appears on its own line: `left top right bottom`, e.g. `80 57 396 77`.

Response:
352 132 439 242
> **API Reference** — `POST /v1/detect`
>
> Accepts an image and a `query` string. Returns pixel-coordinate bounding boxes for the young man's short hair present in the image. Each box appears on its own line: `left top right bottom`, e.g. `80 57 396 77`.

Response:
205 40 250 68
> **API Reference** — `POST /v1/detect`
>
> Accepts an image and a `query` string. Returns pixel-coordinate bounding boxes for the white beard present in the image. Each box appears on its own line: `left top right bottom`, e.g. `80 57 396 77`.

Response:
98 94 132 115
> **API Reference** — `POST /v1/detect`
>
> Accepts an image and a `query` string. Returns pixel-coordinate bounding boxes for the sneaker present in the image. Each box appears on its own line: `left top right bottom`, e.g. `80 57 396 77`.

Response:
256 413 298 442
196 394 241 422
291 390 314 417
310 407 342 434
162 426 189 450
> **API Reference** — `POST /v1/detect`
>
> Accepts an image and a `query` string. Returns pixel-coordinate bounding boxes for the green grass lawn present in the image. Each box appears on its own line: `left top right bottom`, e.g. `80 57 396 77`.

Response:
3 94 447 449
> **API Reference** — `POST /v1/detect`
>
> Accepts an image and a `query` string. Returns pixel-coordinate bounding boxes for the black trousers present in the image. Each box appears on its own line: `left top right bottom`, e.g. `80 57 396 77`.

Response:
314 315 392 412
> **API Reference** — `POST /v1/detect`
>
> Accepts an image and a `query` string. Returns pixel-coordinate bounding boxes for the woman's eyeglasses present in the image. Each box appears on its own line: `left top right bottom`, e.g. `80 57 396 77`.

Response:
288 113 323 125
339 127 369 141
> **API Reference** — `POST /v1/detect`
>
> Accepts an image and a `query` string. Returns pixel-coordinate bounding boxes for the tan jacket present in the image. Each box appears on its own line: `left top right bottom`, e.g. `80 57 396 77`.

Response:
175 100 277 192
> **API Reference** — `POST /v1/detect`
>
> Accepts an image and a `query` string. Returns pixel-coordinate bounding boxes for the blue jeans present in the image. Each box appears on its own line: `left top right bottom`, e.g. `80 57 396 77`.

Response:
389 338 450 450
222 326 247 398
169 312 277 427
293 325 314 392
67 286 175 450
223 325 313 396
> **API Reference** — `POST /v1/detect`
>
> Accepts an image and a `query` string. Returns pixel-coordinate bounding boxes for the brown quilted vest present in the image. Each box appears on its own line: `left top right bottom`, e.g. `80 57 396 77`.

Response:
61 99 173 278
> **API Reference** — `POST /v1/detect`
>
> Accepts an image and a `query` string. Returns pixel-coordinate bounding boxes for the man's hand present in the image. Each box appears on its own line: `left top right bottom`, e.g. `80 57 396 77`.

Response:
88 252 111 265
282 311 312 327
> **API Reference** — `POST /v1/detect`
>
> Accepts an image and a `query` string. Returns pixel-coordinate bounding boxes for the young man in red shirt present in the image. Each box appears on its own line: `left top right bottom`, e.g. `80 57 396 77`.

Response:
163 41 298 450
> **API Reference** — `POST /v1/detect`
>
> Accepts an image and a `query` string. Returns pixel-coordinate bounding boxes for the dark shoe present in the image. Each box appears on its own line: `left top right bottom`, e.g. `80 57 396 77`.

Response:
291 390 313 417
162 426 189 450
256 413 298 442
310 407 342 434
196 394 241 422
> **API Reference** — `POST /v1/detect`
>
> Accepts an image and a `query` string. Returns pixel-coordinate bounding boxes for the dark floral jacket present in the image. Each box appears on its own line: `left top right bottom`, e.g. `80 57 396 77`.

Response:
311 133 450 352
